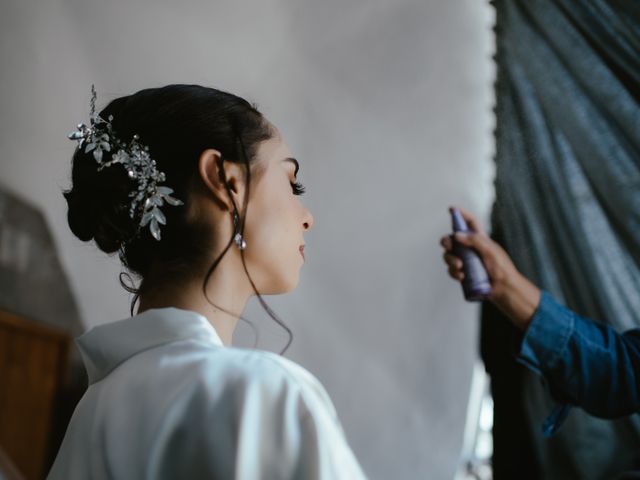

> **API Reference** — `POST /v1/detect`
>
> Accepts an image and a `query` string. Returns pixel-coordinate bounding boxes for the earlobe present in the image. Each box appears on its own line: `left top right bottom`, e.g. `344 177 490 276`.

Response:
197 149 244 212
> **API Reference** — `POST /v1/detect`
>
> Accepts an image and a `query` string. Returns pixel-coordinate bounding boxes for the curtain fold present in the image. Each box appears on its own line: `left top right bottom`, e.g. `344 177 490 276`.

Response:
486 0 640 477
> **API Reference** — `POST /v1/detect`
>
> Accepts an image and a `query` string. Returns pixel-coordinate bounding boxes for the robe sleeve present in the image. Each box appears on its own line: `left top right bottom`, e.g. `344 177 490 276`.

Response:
148 350 368 480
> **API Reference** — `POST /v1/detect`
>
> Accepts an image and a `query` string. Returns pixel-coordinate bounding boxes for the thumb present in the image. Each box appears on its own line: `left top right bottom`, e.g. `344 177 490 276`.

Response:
453 231 494 257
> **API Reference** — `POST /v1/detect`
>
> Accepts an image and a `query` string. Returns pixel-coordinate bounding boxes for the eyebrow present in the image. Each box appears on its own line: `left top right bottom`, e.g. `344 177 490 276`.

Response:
282 157 299 178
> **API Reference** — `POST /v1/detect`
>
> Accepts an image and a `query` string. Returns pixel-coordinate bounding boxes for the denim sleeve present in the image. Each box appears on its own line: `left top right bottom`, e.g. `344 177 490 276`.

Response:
515 290 640 419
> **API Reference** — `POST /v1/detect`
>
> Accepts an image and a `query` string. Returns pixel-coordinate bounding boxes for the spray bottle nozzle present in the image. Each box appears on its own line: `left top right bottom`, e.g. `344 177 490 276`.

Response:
451 208 469 233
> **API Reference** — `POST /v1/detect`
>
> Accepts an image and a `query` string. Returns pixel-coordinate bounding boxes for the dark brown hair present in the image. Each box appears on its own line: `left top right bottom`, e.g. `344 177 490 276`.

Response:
64 84 293 352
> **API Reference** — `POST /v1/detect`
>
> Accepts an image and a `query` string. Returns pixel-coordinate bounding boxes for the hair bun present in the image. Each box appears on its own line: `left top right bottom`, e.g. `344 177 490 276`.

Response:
64 148 137 254
64 187 99 242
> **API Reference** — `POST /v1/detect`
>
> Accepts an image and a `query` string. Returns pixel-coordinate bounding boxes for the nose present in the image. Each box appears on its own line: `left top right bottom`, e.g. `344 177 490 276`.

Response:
303 209 314 231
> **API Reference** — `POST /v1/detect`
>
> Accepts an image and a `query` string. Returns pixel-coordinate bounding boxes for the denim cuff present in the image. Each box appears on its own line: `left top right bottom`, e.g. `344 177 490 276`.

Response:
515 290 575 376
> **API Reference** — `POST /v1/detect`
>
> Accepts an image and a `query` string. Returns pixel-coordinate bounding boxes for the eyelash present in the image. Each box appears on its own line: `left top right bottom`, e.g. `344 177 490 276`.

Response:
291 181 306 196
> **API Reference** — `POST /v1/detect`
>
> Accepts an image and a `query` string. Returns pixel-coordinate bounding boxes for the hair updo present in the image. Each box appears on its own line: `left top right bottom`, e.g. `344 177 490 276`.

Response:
64 84 276 316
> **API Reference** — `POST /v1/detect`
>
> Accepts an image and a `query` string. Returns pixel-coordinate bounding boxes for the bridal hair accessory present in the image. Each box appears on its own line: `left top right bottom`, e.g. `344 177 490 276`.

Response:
233 212 247 250
67 85 183 241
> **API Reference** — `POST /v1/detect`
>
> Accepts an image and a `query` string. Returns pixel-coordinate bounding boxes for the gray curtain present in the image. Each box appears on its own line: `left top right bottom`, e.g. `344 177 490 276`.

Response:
487 0 640 478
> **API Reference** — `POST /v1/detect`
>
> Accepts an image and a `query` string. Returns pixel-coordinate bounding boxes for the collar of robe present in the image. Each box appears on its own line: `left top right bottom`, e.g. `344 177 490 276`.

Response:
75 307 224 385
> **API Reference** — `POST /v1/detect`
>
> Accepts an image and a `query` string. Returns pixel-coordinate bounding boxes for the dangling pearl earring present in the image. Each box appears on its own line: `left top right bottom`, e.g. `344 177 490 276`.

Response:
233 212 247 250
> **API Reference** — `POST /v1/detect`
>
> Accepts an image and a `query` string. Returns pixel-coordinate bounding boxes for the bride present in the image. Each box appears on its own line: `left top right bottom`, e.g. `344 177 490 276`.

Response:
49 84 367 479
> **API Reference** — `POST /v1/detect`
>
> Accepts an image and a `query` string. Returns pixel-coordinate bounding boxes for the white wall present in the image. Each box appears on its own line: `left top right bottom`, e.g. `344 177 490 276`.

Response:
0 1 495 478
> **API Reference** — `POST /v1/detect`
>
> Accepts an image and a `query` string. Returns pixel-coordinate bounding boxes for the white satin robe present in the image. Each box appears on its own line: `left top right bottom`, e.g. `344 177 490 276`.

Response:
47 307 367 480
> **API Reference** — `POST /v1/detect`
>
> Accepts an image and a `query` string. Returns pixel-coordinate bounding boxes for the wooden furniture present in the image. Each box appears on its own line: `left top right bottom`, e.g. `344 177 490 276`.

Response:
0 444 24 480
0 310 72 480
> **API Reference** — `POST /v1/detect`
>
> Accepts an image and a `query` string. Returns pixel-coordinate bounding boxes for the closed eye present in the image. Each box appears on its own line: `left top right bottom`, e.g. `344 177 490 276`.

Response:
291 181 306 196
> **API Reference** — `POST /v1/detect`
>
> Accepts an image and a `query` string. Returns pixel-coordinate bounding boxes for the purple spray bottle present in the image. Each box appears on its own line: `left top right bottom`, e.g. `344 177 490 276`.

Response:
450 208 492 301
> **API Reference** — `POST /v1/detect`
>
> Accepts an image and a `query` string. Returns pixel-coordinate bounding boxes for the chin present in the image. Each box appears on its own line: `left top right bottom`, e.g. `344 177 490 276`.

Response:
247 252 302 294
275 278 300 295
259 271 300 295
280 278 299 294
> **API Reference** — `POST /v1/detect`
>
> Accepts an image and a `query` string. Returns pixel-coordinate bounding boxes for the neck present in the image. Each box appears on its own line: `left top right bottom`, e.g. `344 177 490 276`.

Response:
137 261 252 346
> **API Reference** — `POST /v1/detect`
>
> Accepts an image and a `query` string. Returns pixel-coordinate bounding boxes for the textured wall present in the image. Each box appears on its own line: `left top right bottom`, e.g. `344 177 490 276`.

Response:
0 1 495 478
0 188 82 335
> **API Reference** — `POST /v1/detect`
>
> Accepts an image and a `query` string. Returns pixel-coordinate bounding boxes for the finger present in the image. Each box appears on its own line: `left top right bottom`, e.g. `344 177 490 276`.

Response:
453 231 494 257
440 235 453 251
449 205 486 234
448 266 465 281
443 252 463 269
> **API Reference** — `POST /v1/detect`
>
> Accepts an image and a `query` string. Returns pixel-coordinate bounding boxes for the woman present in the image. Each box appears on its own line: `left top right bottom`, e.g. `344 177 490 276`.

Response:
440 207 640 424
49 85 367 479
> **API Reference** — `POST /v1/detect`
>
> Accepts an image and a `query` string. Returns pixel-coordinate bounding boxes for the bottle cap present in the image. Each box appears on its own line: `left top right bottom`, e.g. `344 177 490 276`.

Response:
451 208 469 233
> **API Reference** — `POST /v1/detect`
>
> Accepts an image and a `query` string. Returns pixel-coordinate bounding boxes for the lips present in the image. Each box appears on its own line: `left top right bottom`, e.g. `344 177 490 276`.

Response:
299 245 305 260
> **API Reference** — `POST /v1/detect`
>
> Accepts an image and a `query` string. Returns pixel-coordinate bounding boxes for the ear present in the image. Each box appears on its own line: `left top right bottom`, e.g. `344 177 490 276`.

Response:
197 149 247 212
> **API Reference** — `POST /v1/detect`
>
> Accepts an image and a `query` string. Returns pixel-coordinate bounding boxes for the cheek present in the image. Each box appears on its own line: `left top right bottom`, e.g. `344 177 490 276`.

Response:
251 211 289 252
244 193 298 263
242 200 300 293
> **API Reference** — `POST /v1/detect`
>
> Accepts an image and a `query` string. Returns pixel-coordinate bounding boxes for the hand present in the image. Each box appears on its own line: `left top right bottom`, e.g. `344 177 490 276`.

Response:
439 206 542 330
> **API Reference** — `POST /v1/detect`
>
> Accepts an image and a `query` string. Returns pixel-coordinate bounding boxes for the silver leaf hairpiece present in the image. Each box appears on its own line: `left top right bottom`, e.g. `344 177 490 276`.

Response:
68 85 183 241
